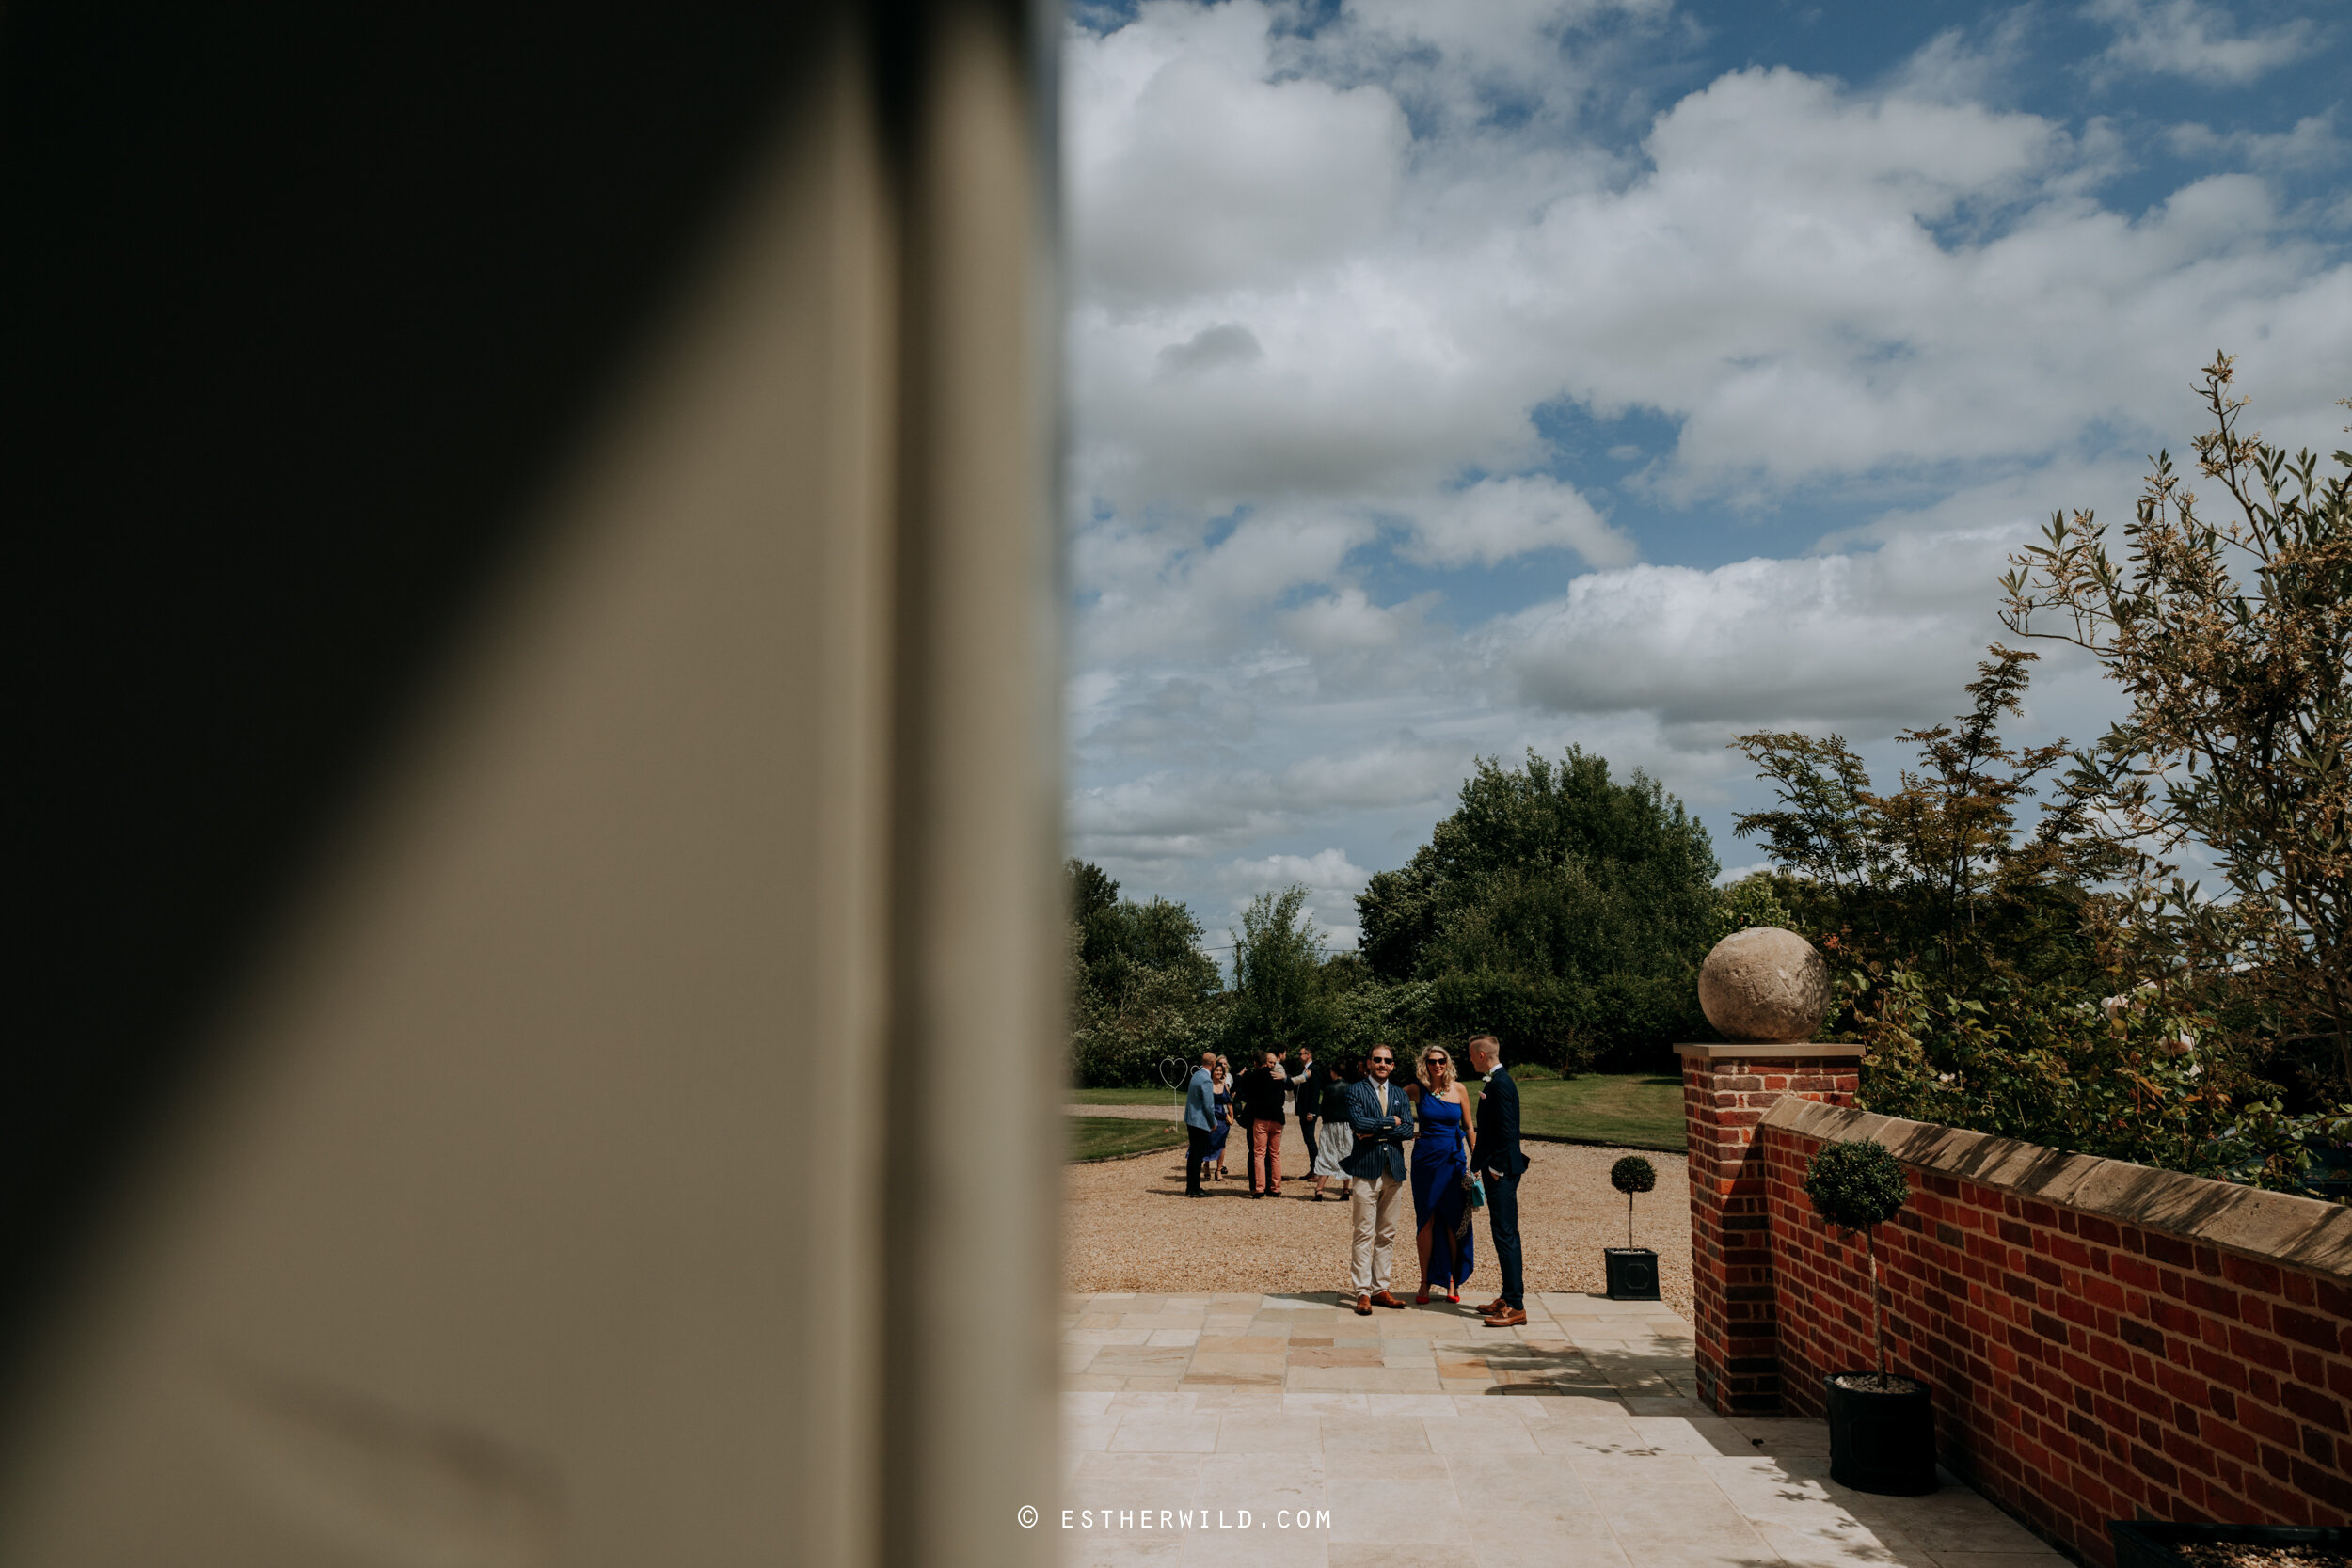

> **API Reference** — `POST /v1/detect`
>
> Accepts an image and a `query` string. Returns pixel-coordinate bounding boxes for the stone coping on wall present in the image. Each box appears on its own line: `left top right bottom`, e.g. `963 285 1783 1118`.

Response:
1674 1041 1866 1062
1764 1097 2352 1281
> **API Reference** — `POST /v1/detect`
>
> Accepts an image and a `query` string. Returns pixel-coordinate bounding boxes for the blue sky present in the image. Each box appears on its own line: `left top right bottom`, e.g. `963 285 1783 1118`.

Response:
1060 0 2350 951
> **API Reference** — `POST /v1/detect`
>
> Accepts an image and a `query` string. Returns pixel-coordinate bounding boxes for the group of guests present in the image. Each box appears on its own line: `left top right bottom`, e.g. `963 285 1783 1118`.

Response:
1180 1043 1350 1198
1181 1034 1531 1329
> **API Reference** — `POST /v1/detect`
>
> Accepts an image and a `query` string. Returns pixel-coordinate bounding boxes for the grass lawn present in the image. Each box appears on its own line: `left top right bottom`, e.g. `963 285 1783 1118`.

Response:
1069 1085 1188 1107
1069 1115 1188 1164
1071 1073 1682 1153
1469 1071 1684 1152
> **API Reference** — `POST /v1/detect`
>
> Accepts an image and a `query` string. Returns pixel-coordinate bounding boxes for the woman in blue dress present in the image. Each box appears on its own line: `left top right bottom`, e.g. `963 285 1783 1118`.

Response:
1202 1055 1233 1182
1409 1043 1477 1303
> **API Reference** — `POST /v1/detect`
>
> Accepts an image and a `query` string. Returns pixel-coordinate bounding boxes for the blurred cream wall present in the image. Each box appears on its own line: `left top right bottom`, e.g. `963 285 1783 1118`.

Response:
0 4 1059 1563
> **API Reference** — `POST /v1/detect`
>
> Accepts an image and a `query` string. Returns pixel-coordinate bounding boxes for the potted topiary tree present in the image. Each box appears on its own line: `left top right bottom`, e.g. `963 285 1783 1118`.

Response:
1803 1139 1935 1495
1605 1155 1659 1301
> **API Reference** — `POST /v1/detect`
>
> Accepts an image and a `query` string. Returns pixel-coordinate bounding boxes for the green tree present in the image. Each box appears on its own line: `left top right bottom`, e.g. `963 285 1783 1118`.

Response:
1357 747 1720 1069
2002 356 2352 1097
1226 886 1337 1060
1065 860 1224 1086
1724 360 2349 1193
1731 646 2111 986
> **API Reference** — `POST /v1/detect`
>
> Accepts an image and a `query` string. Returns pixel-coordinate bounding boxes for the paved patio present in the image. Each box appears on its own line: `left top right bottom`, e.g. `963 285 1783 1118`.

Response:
1060 1291 2067 1568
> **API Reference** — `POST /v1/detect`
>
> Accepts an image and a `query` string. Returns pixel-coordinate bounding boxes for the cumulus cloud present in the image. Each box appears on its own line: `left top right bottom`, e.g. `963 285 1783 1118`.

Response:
1074 735 1471 863
1402 476 1636 569
2168 113 2346 173
1060 0 2351 929
1500 524 2029 725
1070 0 1408 309
2084 0 2317 87
1073 23 2349 524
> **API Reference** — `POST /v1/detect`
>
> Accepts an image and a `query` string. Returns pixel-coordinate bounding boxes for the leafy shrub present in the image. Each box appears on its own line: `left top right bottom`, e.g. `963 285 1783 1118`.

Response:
1610 1155 1657 1195
1803 1139 1908 1232
1610 1153 1656 1247
1804 1139 1910 1376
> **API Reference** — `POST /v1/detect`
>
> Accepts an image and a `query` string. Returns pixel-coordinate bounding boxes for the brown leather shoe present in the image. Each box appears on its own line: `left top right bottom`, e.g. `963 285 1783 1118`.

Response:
1476 1296 1508 1316
1368 1291 1405 1310
1483 1307 1529 1328
1353 1293 1373 1316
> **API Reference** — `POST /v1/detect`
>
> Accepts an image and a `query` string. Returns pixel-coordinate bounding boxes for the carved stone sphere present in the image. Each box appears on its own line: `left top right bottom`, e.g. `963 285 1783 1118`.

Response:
1699 927 1830 1043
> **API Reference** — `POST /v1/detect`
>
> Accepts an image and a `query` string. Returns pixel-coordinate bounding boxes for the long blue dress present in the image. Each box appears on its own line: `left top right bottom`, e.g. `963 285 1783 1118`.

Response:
1202 1086 1232 1171
1410 1090 1476 1290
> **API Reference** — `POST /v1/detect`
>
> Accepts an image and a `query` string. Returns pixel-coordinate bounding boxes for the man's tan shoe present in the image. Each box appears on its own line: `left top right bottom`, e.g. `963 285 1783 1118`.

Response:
1353 1293 1374 1317
1476 1296 1508 1316
1368 1291 1406 1310
1482 1307 1529 1328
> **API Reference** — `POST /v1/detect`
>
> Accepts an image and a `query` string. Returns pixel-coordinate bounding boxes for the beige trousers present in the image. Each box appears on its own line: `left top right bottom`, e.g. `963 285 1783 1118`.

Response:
1347 1172 1407 1297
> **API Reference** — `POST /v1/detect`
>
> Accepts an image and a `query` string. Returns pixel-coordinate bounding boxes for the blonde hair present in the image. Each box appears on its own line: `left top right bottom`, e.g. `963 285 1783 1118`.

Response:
1416 1046 1454 1092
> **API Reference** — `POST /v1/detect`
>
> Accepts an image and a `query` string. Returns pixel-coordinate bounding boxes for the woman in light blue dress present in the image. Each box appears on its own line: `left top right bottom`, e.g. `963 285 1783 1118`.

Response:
1202 1056 1233 1181
1409 1044 1476 1303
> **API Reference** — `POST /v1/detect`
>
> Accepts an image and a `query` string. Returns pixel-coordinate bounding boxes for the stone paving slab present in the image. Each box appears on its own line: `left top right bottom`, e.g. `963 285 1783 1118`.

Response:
1059 1291 2067 1568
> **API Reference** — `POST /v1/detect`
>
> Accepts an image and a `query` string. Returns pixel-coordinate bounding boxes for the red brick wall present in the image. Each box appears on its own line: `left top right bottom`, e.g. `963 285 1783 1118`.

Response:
1760 1117 2352 1565
1681 1047 1861 1413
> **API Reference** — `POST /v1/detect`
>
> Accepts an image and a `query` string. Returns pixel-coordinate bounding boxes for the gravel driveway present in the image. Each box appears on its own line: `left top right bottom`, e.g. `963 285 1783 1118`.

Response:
1064 1123 1692 1317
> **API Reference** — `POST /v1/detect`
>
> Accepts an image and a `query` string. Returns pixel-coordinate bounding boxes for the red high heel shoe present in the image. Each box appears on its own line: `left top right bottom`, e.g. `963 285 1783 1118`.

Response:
1447 1288 1460 1304
1415 1289 1430 1305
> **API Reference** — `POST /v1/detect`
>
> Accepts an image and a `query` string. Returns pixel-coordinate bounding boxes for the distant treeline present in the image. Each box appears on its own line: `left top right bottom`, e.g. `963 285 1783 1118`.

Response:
1068 746 1765 1086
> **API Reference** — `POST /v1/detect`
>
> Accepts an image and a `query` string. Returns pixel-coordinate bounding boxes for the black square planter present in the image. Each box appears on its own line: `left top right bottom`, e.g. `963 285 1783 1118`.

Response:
1825 1372 1936 1495
2112 1521 2351 1568
1605 1246 1660 1300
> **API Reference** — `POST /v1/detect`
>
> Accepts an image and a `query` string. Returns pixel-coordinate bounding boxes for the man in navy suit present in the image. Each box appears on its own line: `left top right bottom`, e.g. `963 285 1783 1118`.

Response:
1467 1034 1531 1325
1339 1045 1415 1315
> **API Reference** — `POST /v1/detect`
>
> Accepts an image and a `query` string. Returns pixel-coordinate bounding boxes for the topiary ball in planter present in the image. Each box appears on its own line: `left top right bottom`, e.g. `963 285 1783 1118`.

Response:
1605 1155 1660 1300
1804 1139 1935 1495
1803 1140 1909 1234
1610 1155 1657 1196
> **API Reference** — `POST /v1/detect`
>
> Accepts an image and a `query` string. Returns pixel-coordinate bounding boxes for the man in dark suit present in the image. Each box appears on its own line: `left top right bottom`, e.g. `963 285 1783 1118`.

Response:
1466 1034 1531 1326
1291 1043 1330 1198
1339 1045 1415 1315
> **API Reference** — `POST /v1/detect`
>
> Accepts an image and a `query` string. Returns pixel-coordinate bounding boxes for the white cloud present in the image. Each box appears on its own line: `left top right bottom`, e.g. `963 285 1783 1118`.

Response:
1500 524 2030 725
2085 0 2317 87
1060 0 2351 925
1072 22 2350 531
1073 736 1471 864
1070 0 1408 309
1401 475 1636 568
2168 113 2346 173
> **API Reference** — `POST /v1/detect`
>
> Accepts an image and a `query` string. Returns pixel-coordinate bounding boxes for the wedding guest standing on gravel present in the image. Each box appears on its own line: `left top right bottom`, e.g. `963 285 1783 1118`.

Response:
1342 1046 1416 1314
1234 1047 1291 1197
1182 1051 1217 1198
1292 1042 1329 1197
1311 1058 1359 1201
1204 1055 1233 1182
1467 1034 1530 1326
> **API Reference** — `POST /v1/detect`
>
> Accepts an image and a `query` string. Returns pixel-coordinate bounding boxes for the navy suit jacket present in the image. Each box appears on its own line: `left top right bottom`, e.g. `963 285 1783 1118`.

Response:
1474 1067 1530 1179
1340 1076 1415 1182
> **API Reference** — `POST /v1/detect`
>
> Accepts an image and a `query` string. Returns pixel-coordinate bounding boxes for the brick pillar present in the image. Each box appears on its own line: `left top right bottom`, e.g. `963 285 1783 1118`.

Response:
1678 1042 1862 1415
